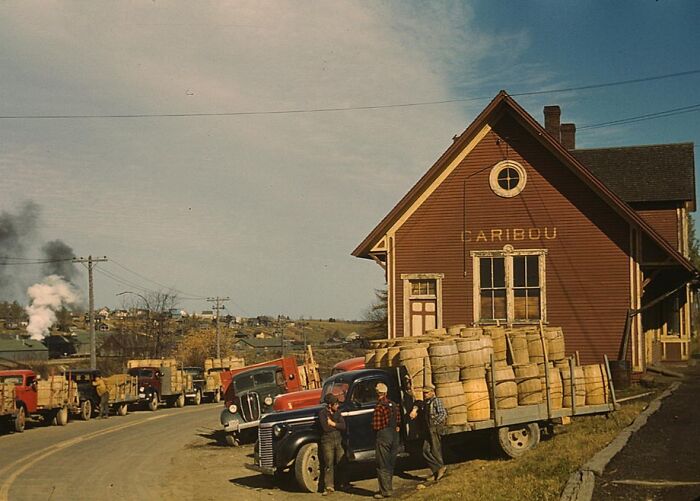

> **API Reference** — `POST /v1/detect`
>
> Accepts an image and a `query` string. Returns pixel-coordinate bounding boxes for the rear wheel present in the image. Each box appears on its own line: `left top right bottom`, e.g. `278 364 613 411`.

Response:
175 393 185 408
493 422 540 458
117 404 128 416
55 406 68 426
225 432 240 447
294 442 320 493
14 406 25 432
213 389 221 403
193 390 202 406
80 400 92 421
148 392 159 411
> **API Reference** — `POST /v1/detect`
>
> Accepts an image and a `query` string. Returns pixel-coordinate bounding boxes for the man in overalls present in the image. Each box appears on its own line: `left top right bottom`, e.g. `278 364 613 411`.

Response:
371 382 401 499
409 384 447 482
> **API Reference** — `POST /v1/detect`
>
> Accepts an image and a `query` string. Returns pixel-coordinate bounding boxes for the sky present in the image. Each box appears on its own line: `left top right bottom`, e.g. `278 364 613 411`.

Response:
0 1 698 320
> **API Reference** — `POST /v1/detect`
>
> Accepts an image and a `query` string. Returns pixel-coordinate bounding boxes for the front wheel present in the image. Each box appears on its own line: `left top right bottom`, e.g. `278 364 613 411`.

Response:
294 442 320 493
213 389 221 403
225 432 240 447
55 406 69 426
175 393 185 408
117 404 128 416
493 422 541 459
80 400 92 421
14 406 26 432
148 393 159 411
193 390 202 406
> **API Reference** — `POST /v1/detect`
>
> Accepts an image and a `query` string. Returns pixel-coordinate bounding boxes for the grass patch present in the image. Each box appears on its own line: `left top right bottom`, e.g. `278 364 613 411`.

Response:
405 397 653 501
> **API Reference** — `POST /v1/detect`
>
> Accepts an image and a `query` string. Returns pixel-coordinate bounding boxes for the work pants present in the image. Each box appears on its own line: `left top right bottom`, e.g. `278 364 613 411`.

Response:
422 426 444 475
375 427 399 496
320 432 344 490
100 392 110 417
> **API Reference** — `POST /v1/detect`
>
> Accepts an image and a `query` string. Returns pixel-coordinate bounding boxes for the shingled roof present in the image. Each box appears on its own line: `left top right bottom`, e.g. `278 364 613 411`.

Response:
572 143 695 206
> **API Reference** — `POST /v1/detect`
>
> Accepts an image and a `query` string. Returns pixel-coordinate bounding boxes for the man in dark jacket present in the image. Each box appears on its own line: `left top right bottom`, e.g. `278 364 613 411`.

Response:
319 393 346 495
409 384 447 481
371 382 401 499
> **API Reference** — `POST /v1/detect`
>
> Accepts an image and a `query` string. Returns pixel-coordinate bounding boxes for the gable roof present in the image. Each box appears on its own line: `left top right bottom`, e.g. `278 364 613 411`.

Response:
572 143 695 206
352 91 696 274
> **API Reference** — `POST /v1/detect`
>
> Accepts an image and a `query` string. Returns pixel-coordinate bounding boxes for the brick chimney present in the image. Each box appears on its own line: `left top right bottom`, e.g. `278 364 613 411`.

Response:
561 123 576 150
543 105 561 142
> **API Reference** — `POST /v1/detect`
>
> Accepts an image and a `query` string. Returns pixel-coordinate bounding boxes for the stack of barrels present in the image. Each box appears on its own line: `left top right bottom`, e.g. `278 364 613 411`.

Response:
364 323 610 424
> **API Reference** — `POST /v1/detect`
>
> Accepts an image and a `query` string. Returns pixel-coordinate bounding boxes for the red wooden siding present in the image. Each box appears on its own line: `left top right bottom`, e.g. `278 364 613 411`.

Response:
393 113 631 364
635 208 678 251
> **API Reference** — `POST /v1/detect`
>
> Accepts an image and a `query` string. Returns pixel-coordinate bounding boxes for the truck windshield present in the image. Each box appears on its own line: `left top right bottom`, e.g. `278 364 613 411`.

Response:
0 375 23 385
131 369 154 378
235 374 255 392
322 380 349 403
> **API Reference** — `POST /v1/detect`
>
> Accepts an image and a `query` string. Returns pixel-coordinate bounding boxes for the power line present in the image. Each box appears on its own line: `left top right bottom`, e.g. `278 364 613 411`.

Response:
108 258 206 299
578 103 700 131
0 69 698 120
0 257 75 265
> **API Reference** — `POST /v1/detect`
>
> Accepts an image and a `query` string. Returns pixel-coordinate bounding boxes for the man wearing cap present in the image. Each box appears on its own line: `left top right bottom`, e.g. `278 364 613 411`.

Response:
409 384 447 482
371 382 401 499
319 393 346 496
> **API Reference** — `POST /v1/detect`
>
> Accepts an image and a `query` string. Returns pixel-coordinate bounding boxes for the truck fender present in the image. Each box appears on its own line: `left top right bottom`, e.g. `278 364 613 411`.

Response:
278 431 321 470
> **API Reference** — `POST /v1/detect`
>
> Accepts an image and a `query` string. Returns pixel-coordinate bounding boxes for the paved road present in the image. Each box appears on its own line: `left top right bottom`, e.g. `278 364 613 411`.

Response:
0 403 222 501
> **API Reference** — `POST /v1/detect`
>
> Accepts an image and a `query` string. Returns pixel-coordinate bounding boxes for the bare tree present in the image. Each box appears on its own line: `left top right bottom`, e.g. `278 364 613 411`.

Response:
363 288 388 337
117 290 179 357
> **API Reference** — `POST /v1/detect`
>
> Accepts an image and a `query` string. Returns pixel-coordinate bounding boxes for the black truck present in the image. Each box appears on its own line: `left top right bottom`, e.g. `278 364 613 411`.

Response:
65 369 138 420
247 365 617 492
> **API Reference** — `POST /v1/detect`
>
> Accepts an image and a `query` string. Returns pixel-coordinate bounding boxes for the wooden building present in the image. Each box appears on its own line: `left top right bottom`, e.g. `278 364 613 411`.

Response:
353 92 697 373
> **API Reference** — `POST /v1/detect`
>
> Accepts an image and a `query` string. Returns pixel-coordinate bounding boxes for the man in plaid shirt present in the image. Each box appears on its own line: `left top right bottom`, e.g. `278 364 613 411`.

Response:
371 382 400 498
409 384 447 482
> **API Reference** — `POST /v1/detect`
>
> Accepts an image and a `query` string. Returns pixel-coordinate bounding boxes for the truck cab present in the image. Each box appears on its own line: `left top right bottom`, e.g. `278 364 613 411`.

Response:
251 368 406 492
183 366 205 405
220 365 288 446
127 366 162 411
64 369 101 420
0 370 38 414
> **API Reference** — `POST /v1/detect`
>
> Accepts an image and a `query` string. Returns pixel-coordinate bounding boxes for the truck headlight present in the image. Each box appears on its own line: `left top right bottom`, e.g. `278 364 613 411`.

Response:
139 386 145 392
264 396 273 406
273 423 287 438
228 404 237 414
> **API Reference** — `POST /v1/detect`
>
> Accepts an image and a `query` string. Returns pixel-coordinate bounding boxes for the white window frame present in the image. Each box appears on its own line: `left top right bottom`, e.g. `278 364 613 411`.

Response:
471 245 547 325
401 273 444 337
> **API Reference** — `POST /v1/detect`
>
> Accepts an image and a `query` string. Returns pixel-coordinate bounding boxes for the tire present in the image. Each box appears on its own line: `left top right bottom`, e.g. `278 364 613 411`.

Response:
175 393 185 408
14 406 25 433
193 390 202 406
148 393 159 411
225 432 240 447
213 389 221 403
117 404 128 416
294 442 320 493
55 406 68 426
80 400 92 421
493 422 541 459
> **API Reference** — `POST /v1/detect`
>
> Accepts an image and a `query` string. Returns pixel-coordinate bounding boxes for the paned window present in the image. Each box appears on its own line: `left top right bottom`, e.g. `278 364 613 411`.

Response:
473 248 546 324
410 279 436 297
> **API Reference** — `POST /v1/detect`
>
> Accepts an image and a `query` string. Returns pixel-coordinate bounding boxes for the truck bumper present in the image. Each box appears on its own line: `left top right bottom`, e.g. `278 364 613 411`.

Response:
245 463 275 475
224 419 260 433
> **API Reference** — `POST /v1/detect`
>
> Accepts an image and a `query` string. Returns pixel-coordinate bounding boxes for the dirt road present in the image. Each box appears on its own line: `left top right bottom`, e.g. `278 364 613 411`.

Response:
0 403 427 501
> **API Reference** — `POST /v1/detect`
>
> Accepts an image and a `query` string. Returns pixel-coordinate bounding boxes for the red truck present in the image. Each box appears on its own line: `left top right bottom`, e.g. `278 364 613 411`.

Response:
0 370 79 430
272 357 365 412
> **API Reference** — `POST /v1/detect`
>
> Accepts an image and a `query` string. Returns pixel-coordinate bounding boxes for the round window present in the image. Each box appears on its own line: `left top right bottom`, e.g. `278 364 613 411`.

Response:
489 160 527 198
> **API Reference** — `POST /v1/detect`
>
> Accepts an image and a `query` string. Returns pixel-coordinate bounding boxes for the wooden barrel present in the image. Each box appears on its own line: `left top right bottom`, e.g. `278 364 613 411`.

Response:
554 358 572 370
460 366 485 381
399 345 429 400
432 366 460 384
438 382 468 426
526 330 546 364
513 363 542 405
386 347 401 368
456 337 484 367
486 365 517 409
463 377 490 422
544 327 566 361
583 364 609 405
561 366 586 407
480 335 494 361
364 351 376 367
547 367 563 410
506 330 530 365
425 328 447 337
447 324 467 336
460 327 482 338
428 341 459 368
374 348 388 368
484 326 507 362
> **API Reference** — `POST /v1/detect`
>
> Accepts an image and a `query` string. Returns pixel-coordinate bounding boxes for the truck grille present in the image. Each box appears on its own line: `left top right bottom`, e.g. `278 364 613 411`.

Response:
240 392 261 422
259 426 274 469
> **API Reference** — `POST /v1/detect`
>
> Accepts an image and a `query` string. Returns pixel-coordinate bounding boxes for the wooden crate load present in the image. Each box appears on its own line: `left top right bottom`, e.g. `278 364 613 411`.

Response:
204 357 246 371
0 383 16 415
364 324 611 425
127 359 190 395
104 374 139 403
205 372 222 392
36 376 79 410
298 345 322 390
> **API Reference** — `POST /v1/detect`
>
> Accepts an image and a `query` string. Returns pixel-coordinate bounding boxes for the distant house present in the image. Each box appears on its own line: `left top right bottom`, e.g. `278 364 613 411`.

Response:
0 337 48 362
345 332 361 342
45 334 77 358
114 310 129 319
198 310 215 320
97 307 110 319
97 323 110 332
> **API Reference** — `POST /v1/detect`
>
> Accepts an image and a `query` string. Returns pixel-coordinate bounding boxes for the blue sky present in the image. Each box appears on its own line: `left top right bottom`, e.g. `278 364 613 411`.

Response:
0 1 698 319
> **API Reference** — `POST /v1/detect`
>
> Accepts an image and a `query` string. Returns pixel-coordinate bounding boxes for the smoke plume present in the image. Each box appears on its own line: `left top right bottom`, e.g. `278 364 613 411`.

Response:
42 240 78 284
0 202 40 297
25 275 80 340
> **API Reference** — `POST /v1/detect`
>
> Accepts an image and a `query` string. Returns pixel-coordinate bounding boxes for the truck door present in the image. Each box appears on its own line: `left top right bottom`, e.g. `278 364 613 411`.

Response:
21 375 38 412
343 377 384 456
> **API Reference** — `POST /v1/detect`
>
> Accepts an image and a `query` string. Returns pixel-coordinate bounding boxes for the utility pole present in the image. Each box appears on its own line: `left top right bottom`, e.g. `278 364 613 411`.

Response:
207 296 230 359
73 255 108 369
